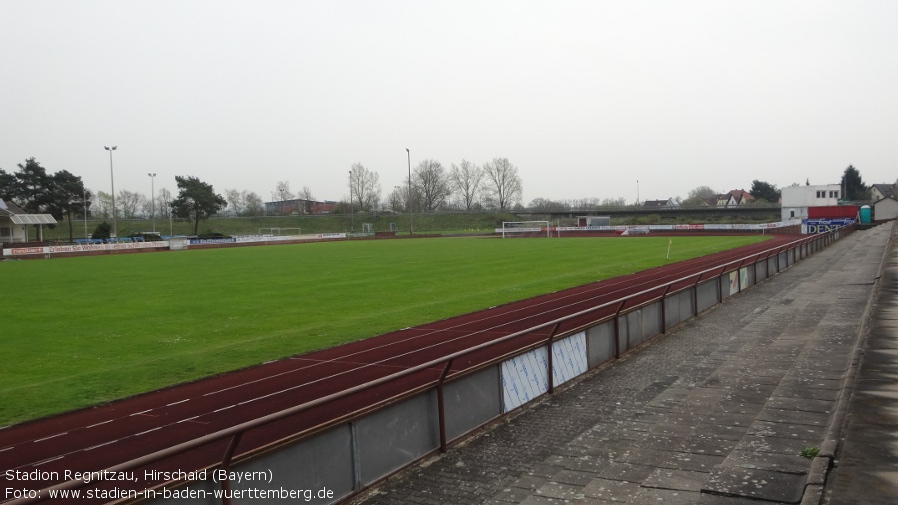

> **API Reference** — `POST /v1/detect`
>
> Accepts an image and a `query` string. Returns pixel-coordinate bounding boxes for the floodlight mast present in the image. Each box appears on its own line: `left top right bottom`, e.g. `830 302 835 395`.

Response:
148 173 157 232
406 148 413 236
348 169 354 232
104 146 117 239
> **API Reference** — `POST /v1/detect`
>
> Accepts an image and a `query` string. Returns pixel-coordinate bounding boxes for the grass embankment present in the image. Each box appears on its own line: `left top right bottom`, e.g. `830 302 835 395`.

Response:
1 235 768 425
40 211 521 241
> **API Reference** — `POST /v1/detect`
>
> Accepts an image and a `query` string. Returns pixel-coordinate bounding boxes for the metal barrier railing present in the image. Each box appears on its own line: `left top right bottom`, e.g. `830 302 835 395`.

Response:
7 226 851 505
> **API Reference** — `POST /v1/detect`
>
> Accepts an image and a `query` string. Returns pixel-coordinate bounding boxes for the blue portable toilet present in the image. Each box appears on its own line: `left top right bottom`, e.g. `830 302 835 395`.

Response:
860 205 872 224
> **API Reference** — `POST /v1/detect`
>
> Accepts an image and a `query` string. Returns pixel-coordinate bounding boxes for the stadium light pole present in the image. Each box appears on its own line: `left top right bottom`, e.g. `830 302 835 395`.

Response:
148 173 157 232
348 169 354 233
83 189 88 239
406 148 413 236
104 145 117 239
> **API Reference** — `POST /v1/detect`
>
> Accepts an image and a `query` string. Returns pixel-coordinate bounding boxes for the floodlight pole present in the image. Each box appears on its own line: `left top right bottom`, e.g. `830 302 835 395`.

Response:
83 189 88 239
348 169 354 233
104 145 117 239
148 173 157 232
406 148 413 236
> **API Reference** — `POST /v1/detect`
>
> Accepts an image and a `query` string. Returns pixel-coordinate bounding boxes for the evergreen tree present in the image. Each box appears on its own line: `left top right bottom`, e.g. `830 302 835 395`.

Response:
171 176 227 235
749 180 780 203
841 165 869 201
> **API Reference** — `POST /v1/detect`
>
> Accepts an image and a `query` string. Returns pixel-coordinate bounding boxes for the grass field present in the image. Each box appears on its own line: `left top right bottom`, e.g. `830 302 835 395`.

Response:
1 235 768 425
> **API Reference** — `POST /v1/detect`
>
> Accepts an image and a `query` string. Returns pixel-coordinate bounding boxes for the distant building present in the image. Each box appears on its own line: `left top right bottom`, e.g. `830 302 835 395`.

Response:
697 189 754 207
727 189 755 205
870 184 895 201
712 194 734 206
264 199 337 216
577 216 611 227
643 198 679 208
311 201 337 214
781 184 841 221
0 199 58 244
873 196 898 221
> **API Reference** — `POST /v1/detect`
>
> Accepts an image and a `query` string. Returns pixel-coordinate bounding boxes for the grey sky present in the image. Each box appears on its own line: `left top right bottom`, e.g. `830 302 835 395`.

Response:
2 0 896 206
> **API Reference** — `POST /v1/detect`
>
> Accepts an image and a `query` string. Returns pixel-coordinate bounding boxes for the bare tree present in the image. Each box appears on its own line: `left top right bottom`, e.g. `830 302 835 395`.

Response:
349 163 381 211
117 190 145 219
298 185 315 201
94 191 113 218
157 188 172 218
529 198 570 211
601 197 627 207
275 181 294 201
140 197 155 218
225 189 244 216
413 159 452 211
682 186 717 205
449 160 484 211
388 186 404 212
400 176 423 213
482 157 523 211
244 192 263 216
222 189 265 216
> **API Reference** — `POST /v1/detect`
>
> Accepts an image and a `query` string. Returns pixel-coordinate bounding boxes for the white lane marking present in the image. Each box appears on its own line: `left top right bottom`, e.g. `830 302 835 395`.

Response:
134 426 162 437
85 419 113 429
131 409 152 416
83 440 116 451
167 399 189 406
34 432 67 442
35 456 64 465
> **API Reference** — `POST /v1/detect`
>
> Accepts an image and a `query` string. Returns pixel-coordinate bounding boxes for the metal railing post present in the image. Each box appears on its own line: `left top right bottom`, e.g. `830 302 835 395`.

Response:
717 265 727 302
660 285 672 333
219 433 243 505
546 323 561 394
437 359 454 452
692 276 701 317
613 300 626 358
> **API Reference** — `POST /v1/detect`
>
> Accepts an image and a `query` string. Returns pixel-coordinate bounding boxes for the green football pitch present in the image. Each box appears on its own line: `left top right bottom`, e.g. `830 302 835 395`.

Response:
1 235 767 425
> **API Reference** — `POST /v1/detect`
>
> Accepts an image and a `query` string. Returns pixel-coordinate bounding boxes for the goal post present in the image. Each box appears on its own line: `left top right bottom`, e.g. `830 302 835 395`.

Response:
259 227 301 236
500 221 550 238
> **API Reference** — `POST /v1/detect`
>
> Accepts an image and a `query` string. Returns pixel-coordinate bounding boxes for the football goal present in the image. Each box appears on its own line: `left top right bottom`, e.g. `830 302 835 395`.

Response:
501 221 551 238
259 227 301 236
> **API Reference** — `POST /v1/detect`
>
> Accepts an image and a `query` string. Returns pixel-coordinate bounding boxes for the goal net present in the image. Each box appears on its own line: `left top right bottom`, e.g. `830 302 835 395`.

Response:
259 227 301 236
500 221 550 238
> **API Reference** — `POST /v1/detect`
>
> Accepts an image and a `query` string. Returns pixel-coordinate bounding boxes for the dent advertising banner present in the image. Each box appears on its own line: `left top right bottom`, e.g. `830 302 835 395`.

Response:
802 218 854 234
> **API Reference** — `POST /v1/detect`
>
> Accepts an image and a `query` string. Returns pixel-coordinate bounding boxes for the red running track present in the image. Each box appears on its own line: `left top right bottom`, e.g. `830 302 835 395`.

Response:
0 234 797 504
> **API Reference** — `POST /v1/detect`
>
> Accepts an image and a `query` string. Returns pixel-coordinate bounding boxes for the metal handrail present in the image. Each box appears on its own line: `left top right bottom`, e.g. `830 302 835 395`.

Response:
8 227 848 505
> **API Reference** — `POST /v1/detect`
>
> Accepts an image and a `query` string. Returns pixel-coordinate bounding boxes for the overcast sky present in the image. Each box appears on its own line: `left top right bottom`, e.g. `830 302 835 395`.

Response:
2 0 896 206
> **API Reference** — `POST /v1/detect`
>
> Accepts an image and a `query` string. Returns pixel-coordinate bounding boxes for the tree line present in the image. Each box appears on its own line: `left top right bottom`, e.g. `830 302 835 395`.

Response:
1 157 878 241
0 155 525 240
0 159 232 239
525 165 876 212
339 157 523 213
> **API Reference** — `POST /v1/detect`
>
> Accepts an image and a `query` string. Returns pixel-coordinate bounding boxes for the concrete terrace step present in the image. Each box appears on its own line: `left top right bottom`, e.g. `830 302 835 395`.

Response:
353 224 893 505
